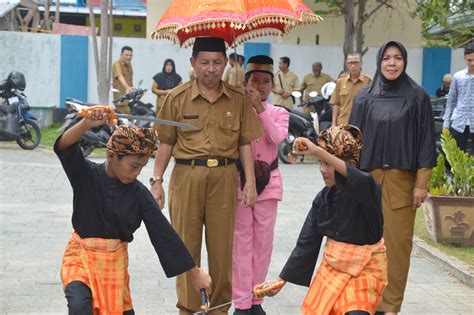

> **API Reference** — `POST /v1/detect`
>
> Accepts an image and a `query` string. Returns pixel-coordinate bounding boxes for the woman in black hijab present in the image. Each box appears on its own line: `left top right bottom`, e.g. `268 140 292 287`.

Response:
349 41 436 315
152 59 182 113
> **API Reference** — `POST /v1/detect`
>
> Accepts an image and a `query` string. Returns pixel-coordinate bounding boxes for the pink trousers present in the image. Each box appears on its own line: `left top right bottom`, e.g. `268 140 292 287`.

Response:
232 199 278 309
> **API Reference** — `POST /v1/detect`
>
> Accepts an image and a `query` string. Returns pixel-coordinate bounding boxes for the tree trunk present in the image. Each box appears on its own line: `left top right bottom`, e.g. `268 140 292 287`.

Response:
355 0 365 55
342 0 355 70
43 0 51 30
89 0 113 104
98 0 110 104
107 0 114 87
54 0 60 24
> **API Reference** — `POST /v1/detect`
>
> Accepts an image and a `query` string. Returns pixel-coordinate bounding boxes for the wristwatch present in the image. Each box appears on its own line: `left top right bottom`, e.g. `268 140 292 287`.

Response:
149 175 164 185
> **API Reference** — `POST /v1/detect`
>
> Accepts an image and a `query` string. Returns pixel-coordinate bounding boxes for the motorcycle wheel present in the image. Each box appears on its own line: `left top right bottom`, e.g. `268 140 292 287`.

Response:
16 119 41 150
278 131 297 164
80 141 94 157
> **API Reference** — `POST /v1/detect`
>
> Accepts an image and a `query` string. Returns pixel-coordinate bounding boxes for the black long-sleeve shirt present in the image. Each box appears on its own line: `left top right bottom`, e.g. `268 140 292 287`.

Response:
279 164 383 287
54 138 195 278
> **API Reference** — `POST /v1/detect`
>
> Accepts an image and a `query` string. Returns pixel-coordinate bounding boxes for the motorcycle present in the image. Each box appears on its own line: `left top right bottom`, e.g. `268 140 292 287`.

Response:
59 98 130 157
277 82 336 164
0 71 41 150
116 82 155 128
430 96 446 153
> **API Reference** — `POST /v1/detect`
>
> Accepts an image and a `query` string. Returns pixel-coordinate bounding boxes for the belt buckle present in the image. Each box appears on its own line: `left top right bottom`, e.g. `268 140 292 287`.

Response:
207 159 219 168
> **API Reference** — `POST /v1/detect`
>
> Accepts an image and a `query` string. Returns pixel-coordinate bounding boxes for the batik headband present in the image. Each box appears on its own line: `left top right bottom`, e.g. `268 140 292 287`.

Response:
107 125 157 156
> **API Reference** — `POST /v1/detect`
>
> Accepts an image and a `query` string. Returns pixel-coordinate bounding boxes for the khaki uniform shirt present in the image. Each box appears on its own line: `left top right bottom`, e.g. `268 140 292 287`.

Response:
300 73 333 100
112 60 133 100
156 80 262 160
273 70 299 108
223 65 245 88
330 73 372 125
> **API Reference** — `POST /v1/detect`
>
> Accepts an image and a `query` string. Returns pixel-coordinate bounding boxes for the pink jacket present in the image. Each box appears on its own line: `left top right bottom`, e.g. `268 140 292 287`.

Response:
237 101 289 201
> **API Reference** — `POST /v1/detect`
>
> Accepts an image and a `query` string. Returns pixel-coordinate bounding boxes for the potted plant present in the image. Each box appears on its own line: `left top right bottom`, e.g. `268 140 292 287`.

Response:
421 130 474 246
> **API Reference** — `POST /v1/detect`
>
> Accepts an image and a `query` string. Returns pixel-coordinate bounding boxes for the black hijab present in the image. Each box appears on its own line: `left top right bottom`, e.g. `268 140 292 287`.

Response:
153 59 182 90
349 40 437 171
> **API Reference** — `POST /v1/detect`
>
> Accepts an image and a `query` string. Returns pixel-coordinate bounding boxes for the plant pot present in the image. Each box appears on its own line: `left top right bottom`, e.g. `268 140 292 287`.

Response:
421 195 474 247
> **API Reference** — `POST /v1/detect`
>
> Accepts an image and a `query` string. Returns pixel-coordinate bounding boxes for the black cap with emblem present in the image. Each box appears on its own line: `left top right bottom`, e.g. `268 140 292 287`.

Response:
192 37 226 55
245 55 274 78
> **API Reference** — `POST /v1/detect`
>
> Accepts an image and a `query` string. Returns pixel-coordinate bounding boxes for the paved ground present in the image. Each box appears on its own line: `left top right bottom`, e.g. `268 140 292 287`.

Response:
0 142 473 314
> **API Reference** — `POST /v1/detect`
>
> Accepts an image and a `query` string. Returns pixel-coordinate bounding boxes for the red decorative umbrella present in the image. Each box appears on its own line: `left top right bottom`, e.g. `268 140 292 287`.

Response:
151 0 322 47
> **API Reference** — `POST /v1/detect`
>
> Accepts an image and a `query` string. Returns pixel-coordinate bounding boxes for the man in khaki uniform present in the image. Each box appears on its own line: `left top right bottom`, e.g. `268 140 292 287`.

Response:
272 57 299 109
112 46 134 114
331 52 371 126
223 53 245 88
150 37 261 315
300 61 334 101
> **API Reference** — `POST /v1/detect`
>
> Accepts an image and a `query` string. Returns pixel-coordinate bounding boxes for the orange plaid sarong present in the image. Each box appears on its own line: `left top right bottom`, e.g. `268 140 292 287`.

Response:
302 238 387 315
60 231 133 314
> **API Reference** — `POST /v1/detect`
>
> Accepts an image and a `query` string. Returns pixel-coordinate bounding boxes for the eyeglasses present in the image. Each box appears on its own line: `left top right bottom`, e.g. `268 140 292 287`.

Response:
346 61 361 65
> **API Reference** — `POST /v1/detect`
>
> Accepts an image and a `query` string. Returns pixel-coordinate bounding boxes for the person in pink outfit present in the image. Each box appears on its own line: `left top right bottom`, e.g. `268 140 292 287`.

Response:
233 55 289 315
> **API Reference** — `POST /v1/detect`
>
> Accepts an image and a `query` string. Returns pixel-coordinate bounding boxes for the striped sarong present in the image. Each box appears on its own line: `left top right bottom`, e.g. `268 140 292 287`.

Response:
61 231 133 314
302 238 387 315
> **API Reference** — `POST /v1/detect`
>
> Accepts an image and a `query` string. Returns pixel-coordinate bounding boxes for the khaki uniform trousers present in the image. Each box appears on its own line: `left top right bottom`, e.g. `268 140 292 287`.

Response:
371 169 417 313
169 163 238 314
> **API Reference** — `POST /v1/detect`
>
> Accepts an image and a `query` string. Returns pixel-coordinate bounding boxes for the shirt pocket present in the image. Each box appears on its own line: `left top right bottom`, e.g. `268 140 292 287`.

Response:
339 87 349 105
178 119 204 144
386 169 416 210
218 119 240 148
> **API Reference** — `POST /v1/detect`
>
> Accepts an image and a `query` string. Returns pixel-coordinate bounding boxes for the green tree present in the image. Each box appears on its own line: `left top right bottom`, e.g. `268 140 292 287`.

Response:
314 1 393 67
412 0 474 47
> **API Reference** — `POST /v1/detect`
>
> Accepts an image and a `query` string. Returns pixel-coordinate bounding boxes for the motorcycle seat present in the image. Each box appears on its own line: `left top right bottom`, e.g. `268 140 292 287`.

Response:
65 97 96 106
290 109 313 121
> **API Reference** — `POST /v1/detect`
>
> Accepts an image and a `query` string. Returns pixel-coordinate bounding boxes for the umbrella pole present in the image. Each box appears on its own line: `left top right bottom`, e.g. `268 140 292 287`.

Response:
232 27 241 86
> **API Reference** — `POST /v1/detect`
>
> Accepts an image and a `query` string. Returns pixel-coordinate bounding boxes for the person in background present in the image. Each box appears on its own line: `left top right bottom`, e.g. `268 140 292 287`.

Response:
349 40 436 315
152 59 182 114
442 43 474 154
300 61 334 114
331 52 371 126
232 55 289 315
238 54 246 69
272 56 299 109
300 61 333 100
223 52 245 88
112 46 134 114
435 73 452 97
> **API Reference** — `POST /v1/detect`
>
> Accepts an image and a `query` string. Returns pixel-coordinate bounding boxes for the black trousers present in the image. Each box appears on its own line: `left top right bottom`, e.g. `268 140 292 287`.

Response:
450 126 473 154
65 281 135 315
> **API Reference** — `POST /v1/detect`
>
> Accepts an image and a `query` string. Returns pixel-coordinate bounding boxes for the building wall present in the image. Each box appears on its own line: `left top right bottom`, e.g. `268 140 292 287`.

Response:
86 16 146 38
0 32 61 107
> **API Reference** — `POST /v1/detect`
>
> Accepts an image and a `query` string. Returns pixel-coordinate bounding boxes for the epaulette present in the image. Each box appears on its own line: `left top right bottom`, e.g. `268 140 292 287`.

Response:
223 81 245 96
168 80 193 97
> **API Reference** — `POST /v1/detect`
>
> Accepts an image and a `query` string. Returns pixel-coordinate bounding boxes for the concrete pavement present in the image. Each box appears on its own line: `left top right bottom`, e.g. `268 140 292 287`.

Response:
0 143 473 314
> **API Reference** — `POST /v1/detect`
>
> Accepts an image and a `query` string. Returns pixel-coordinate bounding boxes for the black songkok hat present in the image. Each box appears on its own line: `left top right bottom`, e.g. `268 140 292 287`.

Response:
192 37 226 54
246 55 274 77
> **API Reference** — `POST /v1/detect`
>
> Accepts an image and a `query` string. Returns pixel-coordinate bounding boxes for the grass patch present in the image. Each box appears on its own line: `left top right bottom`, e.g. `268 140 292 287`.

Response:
415 210 474 267
40 123 62 147
40 124 106 157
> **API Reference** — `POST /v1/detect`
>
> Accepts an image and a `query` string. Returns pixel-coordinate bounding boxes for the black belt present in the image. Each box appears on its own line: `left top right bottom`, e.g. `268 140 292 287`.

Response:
175 158 236 168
